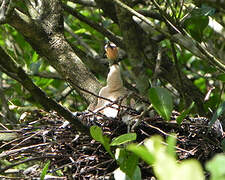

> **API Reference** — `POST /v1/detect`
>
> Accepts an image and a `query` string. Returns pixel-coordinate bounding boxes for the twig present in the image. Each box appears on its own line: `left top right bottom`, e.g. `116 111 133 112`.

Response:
70 0 96 7
170 41 185 99
131 104 153 131
112 0 225 72
72 82 136 112
0 0 14 24
63 4 124 49
152 47 163 86
0 154 62 173
0 142 50 158
0 47 89 135
64 22 99 58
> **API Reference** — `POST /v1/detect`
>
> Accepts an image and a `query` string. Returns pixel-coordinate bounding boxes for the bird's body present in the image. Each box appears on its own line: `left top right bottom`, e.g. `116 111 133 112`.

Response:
94 64 127 118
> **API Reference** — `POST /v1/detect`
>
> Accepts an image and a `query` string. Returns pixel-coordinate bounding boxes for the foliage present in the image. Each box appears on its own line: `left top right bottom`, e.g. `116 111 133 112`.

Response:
91 127 225 180
149 87 173 121
90 126 140 180
128 135 204 180
206 154 225 180
0 0 225 179
40 161 51 180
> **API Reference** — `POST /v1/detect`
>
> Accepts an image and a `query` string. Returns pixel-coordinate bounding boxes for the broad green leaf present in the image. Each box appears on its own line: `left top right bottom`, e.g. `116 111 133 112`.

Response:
149 87 173 121
127 144 155 165
194 78 206 93
115 148 139 179
90 126 113 158
184 16 208 42
90 126 104 143
103 136 114 158
176 102 195 125
40 160 50 180
144 136 204 180
209 101 225 128
110 133 137 146
166 135 176 158
183 5 213 42
206 154 225 180
132 166 142 180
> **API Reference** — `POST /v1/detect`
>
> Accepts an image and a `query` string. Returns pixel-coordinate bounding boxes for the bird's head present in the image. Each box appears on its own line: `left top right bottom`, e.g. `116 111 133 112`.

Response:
104 42 118 64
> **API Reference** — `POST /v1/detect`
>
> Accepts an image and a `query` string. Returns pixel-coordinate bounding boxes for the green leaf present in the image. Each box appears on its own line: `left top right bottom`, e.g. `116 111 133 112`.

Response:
183 6 213 42
209 101 225 128
176 102 195 125
116 148 139 179
40 160 50 180
90 126 113 158
144 136 204 180
90 126 104 143
166 135 176 158
127 144 155 165
216 74 225 82
113 166 141 180
132 166 142 180
206 154 225 180
149 87 173 121
110 133 137 146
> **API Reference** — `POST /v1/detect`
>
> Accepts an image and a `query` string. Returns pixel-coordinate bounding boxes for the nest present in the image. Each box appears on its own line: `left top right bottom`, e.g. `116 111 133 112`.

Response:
0 110 224 179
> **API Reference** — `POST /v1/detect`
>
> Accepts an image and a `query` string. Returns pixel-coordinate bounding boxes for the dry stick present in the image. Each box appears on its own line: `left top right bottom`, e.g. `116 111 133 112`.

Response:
0 154 62 173
151 47 163 86
72 82 137 112
0 143 50 158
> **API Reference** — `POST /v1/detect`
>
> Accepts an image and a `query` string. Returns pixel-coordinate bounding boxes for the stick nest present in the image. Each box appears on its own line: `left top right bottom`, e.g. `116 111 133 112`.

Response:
0 110 224 179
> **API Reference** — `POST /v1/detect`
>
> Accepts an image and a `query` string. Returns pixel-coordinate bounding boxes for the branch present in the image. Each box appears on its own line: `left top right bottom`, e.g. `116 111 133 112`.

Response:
0 87 16 124
64 22 99 58
0 0 14 24
70 0 96 7
112 0 225 73
8 2 102 107
0 47 89 135
63 4 124 49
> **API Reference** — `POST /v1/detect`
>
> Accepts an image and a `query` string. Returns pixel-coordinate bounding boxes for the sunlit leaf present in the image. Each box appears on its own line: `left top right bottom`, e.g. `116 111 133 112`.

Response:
127 144 155 165
110 133 136 146
206 154 225 180
149 87 173 121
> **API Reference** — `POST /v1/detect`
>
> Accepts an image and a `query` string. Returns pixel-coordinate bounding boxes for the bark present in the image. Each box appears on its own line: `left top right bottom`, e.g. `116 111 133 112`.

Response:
8 0 102 109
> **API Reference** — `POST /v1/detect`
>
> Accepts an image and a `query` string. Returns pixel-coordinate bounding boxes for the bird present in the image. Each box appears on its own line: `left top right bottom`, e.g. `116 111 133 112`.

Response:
104 41 119 63
94 42 127 118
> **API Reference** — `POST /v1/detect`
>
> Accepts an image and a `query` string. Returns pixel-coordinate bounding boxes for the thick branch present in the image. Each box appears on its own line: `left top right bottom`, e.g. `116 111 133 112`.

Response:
0 47 89 134
8 1 102 109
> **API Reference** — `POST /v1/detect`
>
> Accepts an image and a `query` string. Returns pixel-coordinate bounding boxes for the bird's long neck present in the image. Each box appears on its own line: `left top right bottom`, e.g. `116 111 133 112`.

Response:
106 64 123 92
